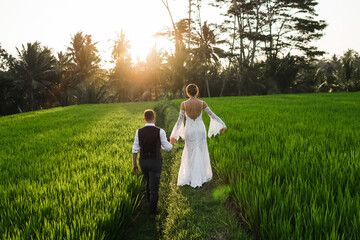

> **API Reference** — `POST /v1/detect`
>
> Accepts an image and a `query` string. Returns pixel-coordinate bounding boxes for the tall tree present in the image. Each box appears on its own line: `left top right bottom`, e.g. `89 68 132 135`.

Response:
111 30 131 65
264 0 327 59
66 31 103 104
215 0 265 95
316 55 341 92
144 46 165 99
108 31 134 102
316 51 360 93
188 0 193 50
0 44 18 115
160 1 194 96
163 41 188 95
67 31 101 86
157 17 192 95
340 50 360 91
48 51 72 106
0 44 15 71
193 21 225 97
215 0 326 95
14 42 56 111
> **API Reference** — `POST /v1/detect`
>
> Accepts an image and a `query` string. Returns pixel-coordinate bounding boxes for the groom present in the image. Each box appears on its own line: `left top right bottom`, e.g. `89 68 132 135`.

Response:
132 109 175 217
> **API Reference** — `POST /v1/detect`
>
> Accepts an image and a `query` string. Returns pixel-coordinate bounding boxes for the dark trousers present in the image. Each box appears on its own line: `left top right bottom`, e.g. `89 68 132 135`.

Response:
139 158 162 215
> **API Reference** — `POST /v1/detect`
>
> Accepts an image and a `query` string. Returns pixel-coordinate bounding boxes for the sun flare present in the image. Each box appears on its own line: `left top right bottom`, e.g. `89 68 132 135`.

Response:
127 35 171 62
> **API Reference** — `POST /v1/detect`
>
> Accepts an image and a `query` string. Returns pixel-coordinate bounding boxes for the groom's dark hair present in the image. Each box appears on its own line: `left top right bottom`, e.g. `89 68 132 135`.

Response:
144 109 155 121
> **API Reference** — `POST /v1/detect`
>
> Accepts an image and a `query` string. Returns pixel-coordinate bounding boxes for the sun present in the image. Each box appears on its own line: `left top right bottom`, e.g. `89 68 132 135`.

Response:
127 33 172 62
128 34 157 62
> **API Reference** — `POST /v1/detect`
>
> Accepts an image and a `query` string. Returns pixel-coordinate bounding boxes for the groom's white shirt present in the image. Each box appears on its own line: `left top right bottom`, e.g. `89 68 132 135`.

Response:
132 123 173 154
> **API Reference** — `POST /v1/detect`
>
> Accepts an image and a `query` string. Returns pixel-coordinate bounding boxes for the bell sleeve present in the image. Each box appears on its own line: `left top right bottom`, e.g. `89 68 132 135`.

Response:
170 110 185 140
204 106 226 138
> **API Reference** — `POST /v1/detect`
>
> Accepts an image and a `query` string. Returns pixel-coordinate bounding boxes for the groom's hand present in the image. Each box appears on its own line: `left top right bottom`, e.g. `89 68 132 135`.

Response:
133 165 139 175
170 137 176 144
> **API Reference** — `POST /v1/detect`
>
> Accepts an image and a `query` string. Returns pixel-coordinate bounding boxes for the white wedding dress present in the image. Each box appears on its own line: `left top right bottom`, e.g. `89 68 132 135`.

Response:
170 101 226 188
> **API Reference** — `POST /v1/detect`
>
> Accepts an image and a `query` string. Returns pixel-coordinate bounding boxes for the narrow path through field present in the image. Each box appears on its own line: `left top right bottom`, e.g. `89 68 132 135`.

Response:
125 142 250 240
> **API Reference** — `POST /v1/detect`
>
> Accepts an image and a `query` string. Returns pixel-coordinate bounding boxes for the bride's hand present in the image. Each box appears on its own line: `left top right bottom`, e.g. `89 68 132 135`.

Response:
170 137 176 144
221 128 226 134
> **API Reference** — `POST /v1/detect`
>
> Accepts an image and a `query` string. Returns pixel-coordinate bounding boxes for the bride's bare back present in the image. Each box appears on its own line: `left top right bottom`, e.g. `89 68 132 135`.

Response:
181 98 208 120
170 92 226 188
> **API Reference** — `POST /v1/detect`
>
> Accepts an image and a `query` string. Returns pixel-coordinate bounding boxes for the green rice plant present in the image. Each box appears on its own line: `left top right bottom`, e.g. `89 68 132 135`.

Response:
0 102 153 239
2 92 359 239
201 92 360 239
173 92 360 239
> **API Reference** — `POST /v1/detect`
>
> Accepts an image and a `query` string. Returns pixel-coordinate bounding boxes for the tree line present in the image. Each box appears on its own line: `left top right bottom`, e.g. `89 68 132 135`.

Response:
1 0 360 116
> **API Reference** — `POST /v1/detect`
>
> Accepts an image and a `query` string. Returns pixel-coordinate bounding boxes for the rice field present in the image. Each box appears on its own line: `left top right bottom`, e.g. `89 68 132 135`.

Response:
197 92 360 239
1 92 359 239
0 102 153 239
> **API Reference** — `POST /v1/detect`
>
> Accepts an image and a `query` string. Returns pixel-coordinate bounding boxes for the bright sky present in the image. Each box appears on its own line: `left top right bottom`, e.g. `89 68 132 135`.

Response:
0 0 359 66
314 0 360 57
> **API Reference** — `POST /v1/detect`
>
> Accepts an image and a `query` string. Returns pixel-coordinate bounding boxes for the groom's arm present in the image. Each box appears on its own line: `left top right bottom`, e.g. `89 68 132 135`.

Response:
160 129 173 152
132 153 138 175
132 130 140 174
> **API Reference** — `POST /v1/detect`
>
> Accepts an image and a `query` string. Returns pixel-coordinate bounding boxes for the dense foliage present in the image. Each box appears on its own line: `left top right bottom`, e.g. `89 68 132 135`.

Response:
1 0 360 116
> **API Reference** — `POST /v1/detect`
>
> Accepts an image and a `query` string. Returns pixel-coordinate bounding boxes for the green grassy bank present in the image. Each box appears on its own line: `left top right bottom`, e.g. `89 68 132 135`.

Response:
177 92 360 239
0 102 153 239
1 92 359 239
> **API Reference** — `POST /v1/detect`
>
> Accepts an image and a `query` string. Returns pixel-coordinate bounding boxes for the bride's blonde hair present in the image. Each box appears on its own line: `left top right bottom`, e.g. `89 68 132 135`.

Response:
186 84 199 97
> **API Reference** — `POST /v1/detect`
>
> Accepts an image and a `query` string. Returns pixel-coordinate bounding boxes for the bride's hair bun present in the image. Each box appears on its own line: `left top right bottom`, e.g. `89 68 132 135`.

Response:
186 84 199 97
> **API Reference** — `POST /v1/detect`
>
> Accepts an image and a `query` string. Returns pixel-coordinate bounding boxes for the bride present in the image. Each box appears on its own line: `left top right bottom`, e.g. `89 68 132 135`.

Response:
170 84 226 188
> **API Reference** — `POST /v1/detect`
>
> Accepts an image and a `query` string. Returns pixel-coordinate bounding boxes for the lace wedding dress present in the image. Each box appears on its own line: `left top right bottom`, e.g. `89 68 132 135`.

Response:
170 101 226 188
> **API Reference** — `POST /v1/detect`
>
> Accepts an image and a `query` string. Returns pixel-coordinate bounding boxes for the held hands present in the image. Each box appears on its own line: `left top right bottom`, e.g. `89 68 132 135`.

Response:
170 137 176 145
221 128 226 134
133 165 138 175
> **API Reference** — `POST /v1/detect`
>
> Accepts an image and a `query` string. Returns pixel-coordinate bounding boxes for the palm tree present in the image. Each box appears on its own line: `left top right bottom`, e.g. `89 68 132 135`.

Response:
163 42 188 96
340 50 360 91
156 14 195 97
108 31 134 102
73 69 110 104
316 55 341 92
14 41 56 111
0 70 18 115
192 21 225 97
67 31 101 86
65 31 102 104
111 30 131 65
1 43 15 71
0 44 18 114
48 51 73 106
144 46 165 99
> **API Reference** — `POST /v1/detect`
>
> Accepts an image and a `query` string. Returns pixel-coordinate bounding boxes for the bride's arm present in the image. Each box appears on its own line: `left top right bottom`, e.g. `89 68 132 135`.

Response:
203 102 226 138
170 102 185 140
